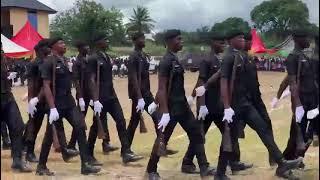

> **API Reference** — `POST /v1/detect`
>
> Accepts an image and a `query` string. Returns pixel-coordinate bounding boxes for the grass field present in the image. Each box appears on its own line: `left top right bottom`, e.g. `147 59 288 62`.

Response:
1 71 319 180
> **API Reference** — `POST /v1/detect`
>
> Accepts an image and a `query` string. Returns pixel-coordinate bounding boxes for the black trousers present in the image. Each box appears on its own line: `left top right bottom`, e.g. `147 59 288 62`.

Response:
22 104 47 154
283 93 318 160
38 106 89 166
127 95 159 147
1 95 25 160
146 108 208 173
1 121 10 143
182 112 241 167
237 104 283 163
68 97 111 147
87 98 130 156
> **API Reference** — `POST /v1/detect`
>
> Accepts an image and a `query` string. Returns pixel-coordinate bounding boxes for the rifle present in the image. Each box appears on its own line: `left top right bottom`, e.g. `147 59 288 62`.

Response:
138 53 147 133
221 53 242 152
295 55 306 152
95 52 106 139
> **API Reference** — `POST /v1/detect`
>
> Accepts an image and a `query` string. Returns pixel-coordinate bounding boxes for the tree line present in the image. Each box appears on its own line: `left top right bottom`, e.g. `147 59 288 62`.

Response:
50 0 319 48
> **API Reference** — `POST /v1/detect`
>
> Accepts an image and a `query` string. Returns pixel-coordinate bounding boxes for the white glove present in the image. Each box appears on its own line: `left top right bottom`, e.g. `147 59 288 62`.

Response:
295 106 305 123
270 97 279 109
307 107 319 119
148 102 158 114
94 101 103 116
78 98 86 111
280 87 291 100
195 86 206 97
28 97 39 118
223 108 235 123
49 108 59 124
7 72 17 80
198 106 209 120
67 61 73 72
158 113 170 132
89 99 94 106
187 96 195 107
136 98 146 112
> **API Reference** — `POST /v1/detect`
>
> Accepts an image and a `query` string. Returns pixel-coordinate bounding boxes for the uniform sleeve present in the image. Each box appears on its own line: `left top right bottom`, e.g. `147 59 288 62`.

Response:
26 62 34 79
72 60 81 80
127 53 138 78
40 58 53 81
286 54 298 76
198 59 209 81
87 56 97 76
158 56 171 77
220 54 234 79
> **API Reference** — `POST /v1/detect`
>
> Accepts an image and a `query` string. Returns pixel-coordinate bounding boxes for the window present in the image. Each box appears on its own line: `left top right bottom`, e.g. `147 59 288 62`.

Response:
28 11 37 30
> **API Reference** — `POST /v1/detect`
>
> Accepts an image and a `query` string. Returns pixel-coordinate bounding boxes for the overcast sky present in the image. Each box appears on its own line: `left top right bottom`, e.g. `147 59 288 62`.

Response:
39 0 319 32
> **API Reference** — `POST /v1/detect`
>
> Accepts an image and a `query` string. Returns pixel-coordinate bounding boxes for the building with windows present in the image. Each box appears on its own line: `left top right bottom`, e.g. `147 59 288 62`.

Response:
1 0 56 38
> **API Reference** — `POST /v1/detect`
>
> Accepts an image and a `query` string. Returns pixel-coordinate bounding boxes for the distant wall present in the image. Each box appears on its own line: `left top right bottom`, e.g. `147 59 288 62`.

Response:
9 8 27 36
37 11 49 38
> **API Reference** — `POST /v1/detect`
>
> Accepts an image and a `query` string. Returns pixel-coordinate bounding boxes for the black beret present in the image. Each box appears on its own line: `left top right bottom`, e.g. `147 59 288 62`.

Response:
244 32 252 41
74 40 88 49
49 37 63 47
131 32 145 41
292 29 309 38
210 32 225 41
225 29 245 40
34 39 50 51
93 34 108 43
164 29 181 41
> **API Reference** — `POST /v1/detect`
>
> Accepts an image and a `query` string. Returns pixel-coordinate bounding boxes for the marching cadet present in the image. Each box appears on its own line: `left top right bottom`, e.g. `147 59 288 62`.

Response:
36 37 101 175
87 34 143 163
67 40 118 154
146 29 215 180
1 42 32 172
184 32 253 177
219 29 302 179
283 30 319 167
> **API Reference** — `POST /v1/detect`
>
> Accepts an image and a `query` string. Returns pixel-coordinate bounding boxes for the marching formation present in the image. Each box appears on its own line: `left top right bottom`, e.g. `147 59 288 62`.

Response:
1 28 319 180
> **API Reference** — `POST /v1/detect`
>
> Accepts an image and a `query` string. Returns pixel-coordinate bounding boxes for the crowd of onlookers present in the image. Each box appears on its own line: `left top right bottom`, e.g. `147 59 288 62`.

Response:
253 56 286 72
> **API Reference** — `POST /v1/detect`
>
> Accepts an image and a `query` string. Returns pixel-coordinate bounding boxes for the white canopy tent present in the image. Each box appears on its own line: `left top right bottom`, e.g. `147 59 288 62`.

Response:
1 34 29 54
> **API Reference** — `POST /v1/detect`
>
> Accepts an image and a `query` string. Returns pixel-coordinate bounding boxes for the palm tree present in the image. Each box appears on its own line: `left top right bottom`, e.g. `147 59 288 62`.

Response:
126 6 155 34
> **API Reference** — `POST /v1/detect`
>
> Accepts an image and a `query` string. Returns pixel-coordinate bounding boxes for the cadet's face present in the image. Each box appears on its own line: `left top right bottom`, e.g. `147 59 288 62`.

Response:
136 36 145 48
245 40 252 51
173 35 183 51
41 46 51 56
231 35 245 50
79 46 90 54
53 40 66 54
212 40 225 53
299 37 310 49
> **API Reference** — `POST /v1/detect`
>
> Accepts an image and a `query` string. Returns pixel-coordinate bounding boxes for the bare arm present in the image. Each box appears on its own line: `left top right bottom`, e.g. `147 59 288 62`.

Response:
204 69 221 89
128 55 142 99
157 76 169 113
289 75 302 107
221 78 230 108
43 80 55 108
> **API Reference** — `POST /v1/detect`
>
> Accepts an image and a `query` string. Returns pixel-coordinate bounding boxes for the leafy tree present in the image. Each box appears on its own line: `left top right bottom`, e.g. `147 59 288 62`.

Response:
250 0 309 38
210 17 250 36
50 0 126 46
126 6 155 34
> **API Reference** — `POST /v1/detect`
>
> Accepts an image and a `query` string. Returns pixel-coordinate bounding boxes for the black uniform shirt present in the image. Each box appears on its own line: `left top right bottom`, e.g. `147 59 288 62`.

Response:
87 51 116 101
198 51 223 114
40 55 76 109
27 57 46 103
1 55 14 103
128 48 151 99
159 51 188 116
286 48 318 95
73 54 91 99
220 46 253 108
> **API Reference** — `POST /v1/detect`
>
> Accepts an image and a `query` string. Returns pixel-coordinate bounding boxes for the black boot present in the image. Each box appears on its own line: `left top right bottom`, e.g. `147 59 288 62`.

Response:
26 152 39 163
102 142 119 154
298 161 305 170
313 135 319 147
122 151 143 164
181 158 197 174
81 162 101 175
269 153 277 167
229 161 253 174
165 148 178 156
276 170 300 179
67 143 79 153
11 158 32 172
36 164 55 176
276 157 303 178
200 166 215 177
148 172 161 180
62 148 79 162
88 156 103 166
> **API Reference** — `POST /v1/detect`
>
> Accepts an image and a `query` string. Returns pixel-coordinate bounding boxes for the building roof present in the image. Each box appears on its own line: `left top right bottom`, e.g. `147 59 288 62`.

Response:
1 0 57 14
